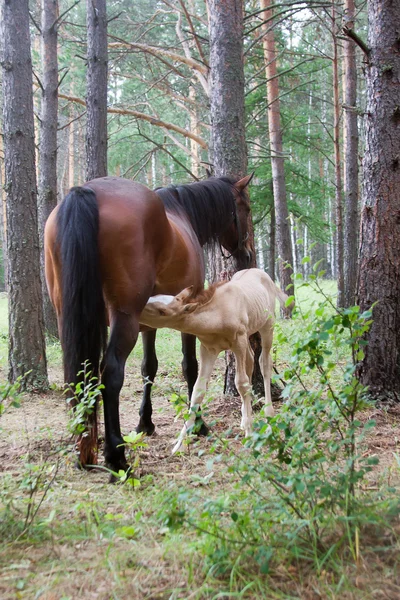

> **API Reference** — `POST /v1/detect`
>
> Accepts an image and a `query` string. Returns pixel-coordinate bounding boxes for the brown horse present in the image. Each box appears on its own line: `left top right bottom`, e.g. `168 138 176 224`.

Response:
45 175 253 473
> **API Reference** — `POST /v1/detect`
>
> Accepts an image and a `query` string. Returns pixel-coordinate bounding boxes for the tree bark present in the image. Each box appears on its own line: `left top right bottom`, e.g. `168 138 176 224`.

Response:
260 0 293 315
268 186 276 281
208 0 263 396
343 0 359 307
0 131 8 291
38 0 59 338
86 0 107 180
0 0 48 390
209 0 246 179
357 0 400 400
332 1 345 308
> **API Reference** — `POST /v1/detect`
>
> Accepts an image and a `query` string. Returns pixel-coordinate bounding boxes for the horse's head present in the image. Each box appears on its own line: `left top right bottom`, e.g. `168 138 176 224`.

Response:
218 173 254 270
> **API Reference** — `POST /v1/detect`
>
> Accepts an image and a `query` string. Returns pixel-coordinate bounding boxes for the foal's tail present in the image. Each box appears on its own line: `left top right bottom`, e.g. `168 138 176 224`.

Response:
57 186 107 465
275 285 294 311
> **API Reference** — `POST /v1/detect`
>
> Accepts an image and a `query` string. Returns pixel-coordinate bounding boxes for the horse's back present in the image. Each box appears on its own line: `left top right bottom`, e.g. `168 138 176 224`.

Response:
87 178 173 312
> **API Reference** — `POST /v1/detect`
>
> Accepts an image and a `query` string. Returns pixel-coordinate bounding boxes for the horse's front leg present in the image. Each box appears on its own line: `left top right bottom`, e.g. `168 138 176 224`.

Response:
136 329 158 435
102 313 139 475
181 332 208 436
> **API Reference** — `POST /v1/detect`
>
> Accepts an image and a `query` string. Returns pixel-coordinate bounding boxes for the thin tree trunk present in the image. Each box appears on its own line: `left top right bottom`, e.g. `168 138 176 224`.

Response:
38 0 59 338
268 198 276 281
69 87 75 188
0 0 48 389
86 0 107 180
260 0 293 315
332 1 345 307
343 0 359 307
357 0 400 400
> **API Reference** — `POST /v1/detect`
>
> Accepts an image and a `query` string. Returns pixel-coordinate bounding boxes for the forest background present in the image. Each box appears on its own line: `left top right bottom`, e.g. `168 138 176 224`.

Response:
0 0 364 294
1 1 400 598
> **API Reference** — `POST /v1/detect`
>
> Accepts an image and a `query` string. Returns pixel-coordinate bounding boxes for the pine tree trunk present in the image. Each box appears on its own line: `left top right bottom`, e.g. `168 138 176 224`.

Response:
38 0 59 338
0 0 48 390
260 0 293 315
208 0 263 396
343 0 359 307
268 199 276 281
0 132 8 291
86 0 107 180
332 1 345 308
357 0 400 400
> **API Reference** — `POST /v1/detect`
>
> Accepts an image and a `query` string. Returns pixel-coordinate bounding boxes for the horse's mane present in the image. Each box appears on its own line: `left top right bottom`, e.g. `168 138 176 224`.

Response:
184 281 226 307
155 177 238 246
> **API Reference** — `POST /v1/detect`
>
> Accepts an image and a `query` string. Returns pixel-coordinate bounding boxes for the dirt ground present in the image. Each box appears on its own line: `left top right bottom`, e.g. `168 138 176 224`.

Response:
2 356 400 479
0 356 248 477
1 358 400 600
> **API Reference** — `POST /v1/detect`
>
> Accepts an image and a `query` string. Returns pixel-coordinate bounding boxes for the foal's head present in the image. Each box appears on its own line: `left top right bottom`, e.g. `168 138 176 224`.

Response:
140 288 198 328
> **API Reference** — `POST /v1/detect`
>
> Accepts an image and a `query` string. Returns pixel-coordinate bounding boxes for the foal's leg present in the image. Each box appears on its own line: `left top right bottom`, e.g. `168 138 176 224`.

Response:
181 332 208 436
136 329 158 435
172 344 218 454
102 312 139 473
234 337 254 437
259 323 274 417
245 343 255 382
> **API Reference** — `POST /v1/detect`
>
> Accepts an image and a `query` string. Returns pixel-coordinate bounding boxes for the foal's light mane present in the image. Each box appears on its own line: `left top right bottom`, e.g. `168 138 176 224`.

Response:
184 281 226 307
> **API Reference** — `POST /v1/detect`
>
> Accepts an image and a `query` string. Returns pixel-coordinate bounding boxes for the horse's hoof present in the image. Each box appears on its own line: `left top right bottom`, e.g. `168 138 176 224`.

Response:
136 421 156 436
195 419 209 437
108 465 132 484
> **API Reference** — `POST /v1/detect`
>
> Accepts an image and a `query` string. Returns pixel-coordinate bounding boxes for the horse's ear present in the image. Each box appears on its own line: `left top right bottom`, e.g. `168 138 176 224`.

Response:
236 172 255 191
205 168 212 178
176 286 193 301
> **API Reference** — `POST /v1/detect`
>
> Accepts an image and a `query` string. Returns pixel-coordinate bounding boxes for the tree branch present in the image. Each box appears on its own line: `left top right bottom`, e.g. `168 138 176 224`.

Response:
138 129 200 181
51 89 208 149
29 11 41 33
108 35 208 75
343 26 370 57
54 0 80 29
178 0 207 65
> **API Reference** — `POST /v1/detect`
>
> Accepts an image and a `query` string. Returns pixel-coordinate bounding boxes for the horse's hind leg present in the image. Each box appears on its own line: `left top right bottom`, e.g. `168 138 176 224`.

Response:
181 333 208 435
137 329 158 435
102 312 139 473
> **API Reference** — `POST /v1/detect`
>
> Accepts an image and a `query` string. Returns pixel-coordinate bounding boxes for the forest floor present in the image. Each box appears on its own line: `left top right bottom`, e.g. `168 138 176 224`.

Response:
1 287 400 599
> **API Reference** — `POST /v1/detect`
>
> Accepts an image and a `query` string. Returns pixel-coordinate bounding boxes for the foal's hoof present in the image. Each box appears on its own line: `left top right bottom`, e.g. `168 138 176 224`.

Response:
135 421 156 436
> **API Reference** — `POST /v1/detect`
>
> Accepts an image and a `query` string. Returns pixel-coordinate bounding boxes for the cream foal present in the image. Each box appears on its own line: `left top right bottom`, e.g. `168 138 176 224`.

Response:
140 268 288 453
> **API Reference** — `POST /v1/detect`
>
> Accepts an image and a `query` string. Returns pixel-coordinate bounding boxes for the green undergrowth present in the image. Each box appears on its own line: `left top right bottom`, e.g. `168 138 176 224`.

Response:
1 280 400 599
157 274 400 595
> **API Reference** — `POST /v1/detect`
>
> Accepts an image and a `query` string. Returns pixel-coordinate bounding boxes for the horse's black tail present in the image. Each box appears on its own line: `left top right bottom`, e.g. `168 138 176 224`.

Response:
57 187 107 465
57 186 107 387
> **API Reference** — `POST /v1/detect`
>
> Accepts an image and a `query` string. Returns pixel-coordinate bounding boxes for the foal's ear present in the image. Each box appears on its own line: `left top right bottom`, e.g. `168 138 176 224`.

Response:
235 172 255 191
184 302 198 314
176 286 193 301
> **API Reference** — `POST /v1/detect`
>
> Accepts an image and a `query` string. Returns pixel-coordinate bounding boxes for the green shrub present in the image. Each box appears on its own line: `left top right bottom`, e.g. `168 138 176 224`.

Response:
161 275 399 579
